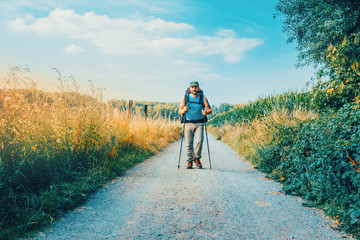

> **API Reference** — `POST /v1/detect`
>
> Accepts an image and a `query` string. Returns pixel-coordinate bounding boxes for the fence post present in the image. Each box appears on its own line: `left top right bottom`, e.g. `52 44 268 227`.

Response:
144 105 148 119
128 100 133 119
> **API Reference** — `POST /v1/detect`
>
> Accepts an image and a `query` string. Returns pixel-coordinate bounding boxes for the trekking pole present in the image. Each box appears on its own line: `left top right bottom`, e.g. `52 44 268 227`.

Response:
178 114 186 169
204 121 212 170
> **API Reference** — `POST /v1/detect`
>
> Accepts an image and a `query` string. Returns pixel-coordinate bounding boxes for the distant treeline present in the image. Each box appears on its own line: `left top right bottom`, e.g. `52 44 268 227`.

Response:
108 99 235 120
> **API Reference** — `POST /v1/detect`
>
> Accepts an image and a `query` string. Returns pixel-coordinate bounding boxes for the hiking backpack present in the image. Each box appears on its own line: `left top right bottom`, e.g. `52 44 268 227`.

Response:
181 88 207 123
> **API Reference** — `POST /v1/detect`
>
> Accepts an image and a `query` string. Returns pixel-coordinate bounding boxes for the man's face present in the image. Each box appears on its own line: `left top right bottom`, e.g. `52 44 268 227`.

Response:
190 86 199 94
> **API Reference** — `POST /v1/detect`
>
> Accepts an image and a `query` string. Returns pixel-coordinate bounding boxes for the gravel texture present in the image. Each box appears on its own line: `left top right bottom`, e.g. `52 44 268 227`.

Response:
32 135 352 240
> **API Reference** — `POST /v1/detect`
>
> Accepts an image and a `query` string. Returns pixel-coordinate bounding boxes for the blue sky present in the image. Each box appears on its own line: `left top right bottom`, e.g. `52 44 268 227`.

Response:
0 0 315 106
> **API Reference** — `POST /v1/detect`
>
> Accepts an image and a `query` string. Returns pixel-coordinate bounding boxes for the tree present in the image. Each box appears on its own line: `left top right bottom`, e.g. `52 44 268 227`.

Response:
275 0 360 67
218 103 234 113
276 0 360 110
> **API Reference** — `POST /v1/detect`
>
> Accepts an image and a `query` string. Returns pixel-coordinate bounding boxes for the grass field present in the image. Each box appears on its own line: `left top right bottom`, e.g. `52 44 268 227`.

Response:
0 77 181 239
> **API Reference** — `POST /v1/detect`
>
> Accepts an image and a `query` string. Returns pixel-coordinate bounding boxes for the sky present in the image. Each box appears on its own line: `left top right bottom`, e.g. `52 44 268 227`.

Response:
0 0 316 106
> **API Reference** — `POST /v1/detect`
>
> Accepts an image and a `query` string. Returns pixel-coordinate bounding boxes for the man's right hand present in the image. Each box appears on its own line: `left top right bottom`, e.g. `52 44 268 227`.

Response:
183 106 188 112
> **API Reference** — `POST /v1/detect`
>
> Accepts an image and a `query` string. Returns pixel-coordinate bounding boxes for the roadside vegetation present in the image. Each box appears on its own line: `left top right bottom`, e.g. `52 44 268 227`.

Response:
108 97 234 121
209 1 360 237
0 67 182 239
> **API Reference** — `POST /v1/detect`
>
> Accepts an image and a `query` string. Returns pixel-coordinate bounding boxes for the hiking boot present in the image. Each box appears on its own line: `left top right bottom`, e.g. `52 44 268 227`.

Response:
186 161 193 169
194 158 202 169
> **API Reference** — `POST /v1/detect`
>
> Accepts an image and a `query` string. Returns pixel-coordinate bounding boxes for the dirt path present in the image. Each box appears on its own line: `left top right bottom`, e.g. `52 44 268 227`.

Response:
33 135 351 240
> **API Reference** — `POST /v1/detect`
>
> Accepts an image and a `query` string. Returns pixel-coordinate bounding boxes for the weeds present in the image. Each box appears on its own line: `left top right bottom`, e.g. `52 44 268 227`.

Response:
209 93 360 237
209 107 317 166
0 67 181 239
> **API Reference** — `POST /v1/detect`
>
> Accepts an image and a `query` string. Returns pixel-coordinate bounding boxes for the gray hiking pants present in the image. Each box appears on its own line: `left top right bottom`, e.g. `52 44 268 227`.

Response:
185 122 204 162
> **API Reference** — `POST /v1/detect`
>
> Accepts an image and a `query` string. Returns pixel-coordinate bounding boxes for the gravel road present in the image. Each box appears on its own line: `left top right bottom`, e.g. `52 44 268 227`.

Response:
32 134 352 240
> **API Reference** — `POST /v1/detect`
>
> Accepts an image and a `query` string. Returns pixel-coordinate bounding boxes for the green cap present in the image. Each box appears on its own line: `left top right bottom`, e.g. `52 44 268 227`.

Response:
190 81 199 87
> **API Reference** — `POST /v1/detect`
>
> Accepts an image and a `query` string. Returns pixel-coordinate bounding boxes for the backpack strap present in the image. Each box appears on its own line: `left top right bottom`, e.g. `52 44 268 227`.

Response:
199 92 205 108
185 93 190 105
184 88 205 109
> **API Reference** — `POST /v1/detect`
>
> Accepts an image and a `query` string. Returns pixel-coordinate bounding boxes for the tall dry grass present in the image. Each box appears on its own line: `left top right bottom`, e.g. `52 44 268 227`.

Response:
0 68 181 239
208 107 318 166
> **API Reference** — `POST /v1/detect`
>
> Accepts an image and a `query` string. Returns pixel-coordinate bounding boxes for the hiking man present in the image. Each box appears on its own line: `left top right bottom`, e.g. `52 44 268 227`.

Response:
179 81 212 169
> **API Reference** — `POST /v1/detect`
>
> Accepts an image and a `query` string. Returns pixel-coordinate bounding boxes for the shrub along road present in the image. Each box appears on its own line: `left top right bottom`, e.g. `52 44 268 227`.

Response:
32 135 351 239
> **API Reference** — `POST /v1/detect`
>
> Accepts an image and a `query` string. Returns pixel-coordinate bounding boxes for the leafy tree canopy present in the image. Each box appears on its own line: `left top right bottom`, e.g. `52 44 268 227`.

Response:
275 0 360 67
276 0 360 110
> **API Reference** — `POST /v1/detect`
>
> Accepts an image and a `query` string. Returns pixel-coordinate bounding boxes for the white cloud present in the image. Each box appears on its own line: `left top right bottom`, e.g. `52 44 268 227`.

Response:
64 44 84 54
216 29 236 38
173 60 185 65
7 8 263 63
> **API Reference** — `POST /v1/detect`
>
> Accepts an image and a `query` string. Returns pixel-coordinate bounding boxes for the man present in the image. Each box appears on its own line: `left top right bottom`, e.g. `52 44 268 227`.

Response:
179 81 212 169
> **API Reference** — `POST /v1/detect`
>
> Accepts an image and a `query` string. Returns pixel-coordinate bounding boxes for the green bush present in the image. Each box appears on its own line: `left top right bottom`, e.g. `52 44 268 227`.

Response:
311 33 360 112
257 104 360 235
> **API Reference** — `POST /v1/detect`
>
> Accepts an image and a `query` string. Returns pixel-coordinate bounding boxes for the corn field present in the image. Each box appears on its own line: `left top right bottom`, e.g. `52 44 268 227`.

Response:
209 90 313 127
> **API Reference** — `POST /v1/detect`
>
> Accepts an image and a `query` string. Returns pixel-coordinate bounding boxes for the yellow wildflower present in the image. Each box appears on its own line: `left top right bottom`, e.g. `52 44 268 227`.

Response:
326 88 334 94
